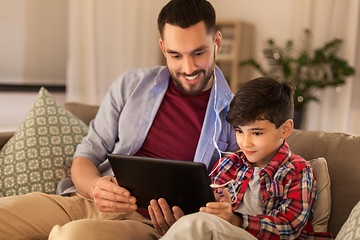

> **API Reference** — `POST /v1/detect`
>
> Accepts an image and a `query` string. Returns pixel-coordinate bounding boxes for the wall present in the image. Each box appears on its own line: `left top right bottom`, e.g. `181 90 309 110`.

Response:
0 0 68 131
212 0 311 78
0 91 65 132
0 0 68 85
1 0 359 135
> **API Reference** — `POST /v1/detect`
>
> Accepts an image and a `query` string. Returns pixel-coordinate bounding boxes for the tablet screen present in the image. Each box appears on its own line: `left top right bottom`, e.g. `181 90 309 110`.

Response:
107 154 215 214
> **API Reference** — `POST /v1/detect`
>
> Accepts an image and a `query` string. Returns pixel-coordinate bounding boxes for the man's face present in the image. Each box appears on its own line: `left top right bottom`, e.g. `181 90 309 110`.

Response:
160 21 221 95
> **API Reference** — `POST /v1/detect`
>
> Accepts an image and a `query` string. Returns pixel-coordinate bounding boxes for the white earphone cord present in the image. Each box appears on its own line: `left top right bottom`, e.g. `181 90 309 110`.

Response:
209 68 235 176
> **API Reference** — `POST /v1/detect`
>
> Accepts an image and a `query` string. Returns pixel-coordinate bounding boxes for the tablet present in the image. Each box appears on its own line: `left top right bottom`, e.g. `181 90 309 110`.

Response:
107 154 215 215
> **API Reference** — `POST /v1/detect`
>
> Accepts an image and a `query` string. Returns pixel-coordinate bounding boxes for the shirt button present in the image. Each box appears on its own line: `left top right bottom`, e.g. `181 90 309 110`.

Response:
243 176 248 180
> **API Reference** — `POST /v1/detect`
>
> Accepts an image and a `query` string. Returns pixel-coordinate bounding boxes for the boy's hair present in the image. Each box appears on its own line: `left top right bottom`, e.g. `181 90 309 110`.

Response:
157 0 216 38
226 77 295 128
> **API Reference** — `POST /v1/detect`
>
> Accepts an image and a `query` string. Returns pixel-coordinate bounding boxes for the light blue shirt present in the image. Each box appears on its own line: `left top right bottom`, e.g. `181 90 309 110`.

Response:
58 66 238 194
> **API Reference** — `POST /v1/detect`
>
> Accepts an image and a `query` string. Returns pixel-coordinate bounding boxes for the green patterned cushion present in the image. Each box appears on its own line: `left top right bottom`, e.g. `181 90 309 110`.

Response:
0 87 88 197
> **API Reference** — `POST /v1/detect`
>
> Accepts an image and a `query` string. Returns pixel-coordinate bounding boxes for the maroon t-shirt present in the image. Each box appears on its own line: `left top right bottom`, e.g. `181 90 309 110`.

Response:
135 80 210 217
135 80 211 161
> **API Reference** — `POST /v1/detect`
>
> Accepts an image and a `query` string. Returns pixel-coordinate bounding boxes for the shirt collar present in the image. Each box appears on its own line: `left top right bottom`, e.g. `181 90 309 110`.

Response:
261 140 291 179
213 66 233 107
155 66 170 85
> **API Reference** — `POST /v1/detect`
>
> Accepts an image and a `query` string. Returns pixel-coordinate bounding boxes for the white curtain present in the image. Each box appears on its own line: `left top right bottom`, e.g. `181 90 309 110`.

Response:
299 0 360 135
66 0 167 105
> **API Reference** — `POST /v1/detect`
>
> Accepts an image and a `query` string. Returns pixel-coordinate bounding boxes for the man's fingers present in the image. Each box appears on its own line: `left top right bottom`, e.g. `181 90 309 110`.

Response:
154 199 171 230
158 198 176 226
149 199 169 235
91 176 138 213
96 176 130 197
172 206 184 220
148 198 183 236
93 186 136 204
93 176 134 202
110 176 118 185
94 196 137 211
148 204 166 236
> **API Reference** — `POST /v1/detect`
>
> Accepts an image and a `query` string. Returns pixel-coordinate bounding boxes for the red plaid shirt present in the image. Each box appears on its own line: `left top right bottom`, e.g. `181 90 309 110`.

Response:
211 140 333 239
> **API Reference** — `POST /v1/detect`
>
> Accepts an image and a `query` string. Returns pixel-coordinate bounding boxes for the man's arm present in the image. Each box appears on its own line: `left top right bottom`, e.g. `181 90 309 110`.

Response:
71 156 101 198
71 156 138 213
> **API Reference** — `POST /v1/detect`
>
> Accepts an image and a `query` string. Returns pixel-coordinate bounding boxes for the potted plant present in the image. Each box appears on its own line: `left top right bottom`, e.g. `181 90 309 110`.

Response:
240 29 355 128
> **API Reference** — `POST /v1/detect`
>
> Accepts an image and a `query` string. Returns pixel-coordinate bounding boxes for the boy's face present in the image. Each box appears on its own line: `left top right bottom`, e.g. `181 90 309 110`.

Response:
235 119 293 168
159 21 221 95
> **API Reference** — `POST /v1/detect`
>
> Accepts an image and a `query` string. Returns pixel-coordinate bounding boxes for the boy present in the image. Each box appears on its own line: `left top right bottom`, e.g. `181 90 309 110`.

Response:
161 77 322 239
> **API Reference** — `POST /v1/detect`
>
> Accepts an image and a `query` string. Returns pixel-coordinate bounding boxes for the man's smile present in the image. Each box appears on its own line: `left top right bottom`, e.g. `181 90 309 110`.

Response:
184 74 199 81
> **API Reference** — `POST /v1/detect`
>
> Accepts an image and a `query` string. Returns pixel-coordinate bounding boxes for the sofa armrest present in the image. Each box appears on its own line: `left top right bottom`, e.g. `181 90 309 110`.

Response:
0 132 14 150
64 102 99 126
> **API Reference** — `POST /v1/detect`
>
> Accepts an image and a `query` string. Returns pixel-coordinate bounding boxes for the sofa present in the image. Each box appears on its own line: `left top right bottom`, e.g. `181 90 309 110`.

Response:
1 102 360 237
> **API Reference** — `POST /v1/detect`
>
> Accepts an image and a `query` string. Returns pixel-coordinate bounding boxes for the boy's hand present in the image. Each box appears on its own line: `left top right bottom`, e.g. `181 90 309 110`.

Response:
92 176 138 213
200 189 242 226
148 198 184 236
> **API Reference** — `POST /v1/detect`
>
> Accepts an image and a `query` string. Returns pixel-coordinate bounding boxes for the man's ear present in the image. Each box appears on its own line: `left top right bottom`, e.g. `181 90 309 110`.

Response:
214 30 222 54
281 119 294 138
159 39 166 56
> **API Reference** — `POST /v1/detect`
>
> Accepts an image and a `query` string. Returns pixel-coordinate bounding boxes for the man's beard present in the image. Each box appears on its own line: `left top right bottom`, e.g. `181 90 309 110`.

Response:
170 61 215 96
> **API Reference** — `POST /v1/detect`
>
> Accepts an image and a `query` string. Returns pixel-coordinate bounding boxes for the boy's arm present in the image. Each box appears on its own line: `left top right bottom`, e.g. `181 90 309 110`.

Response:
242 166 316 239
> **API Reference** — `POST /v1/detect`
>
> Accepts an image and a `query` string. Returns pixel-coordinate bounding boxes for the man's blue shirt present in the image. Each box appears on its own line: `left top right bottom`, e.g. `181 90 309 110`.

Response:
58 66 238 194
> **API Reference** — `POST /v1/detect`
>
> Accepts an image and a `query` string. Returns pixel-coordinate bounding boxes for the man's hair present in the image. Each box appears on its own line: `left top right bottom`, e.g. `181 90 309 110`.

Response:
157 0 216 38
226 77 295 128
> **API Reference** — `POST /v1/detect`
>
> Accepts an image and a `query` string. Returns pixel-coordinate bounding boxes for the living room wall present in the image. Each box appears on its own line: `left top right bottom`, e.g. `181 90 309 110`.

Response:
0 0 68 86
0 0 68 131
1 0 359 135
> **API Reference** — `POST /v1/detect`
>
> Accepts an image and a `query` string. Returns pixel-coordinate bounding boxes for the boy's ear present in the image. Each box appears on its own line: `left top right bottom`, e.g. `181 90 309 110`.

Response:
281 119 294 138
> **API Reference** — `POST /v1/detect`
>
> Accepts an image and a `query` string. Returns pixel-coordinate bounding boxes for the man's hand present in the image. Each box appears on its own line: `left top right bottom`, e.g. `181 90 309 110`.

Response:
92 176 138 213
71 157 137 213
148 198 184 236
200 189 242 226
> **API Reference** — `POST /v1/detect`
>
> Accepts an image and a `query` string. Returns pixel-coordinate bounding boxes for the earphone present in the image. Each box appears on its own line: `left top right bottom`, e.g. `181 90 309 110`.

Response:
214 44 218 61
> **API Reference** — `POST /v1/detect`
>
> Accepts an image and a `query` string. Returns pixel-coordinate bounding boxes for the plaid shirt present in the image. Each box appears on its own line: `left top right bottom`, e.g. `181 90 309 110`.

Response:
211 140 330 240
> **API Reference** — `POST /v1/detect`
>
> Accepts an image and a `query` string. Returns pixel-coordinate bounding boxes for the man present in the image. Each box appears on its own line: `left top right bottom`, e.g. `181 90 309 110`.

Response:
0 0 238 239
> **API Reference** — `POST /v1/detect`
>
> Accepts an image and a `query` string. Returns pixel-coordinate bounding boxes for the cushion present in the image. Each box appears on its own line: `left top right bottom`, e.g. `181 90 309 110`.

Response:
309 157 331 232
0 87 88 197
288 129 360 235
336 200 360 239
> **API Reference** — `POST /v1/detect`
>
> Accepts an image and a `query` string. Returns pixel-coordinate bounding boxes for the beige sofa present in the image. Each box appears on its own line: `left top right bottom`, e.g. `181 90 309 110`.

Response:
1 102 359 237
